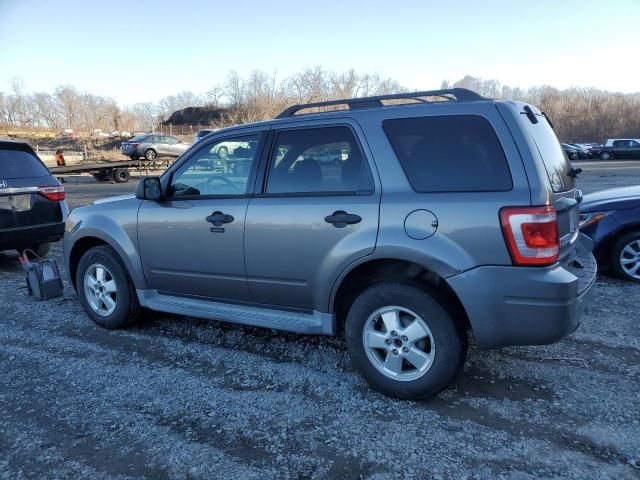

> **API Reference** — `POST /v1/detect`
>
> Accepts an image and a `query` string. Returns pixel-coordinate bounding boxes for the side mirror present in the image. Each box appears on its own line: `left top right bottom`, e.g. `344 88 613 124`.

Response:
135 177 163 201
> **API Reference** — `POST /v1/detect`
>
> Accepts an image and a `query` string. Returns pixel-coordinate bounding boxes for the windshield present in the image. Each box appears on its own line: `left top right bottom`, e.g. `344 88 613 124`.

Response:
527 114 575 192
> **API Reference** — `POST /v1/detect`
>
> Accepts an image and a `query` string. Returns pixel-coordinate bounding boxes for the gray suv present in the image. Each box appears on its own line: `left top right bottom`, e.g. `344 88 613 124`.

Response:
64 89 596 400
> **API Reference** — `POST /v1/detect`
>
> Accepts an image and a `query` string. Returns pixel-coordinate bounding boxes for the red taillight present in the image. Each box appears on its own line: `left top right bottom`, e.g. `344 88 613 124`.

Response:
500 206 559 266
38 185 65 201
132 142 140 147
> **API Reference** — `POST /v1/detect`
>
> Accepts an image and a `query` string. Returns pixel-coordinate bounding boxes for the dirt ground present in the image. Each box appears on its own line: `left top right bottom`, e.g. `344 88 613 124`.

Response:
0 161 639 479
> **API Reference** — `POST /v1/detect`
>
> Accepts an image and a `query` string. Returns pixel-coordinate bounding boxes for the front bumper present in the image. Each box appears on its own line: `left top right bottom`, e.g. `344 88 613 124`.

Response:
0 222 65 250
447 234 597 349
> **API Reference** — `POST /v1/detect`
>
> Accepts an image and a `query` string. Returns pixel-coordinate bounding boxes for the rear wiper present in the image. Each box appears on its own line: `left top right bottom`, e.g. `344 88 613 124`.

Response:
521 105 538 124
541 111 555 129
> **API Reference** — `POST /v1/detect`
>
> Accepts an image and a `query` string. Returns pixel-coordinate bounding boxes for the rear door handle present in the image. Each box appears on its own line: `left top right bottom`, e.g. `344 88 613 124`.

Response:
324 210 362 228
206 211 234 226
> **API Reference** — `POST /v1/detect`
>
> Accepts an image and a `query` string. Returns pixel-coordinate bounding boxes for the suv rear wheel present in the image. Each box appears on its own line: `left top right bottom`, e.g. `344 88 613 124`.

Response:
345 282 467 400
76 245 141 328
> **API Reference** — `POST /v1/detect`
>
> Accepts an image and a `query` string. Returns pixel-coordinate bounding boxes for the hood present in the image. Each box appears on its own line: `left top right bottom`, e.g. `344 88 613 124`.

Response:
581 185 640 212
92 194 136 205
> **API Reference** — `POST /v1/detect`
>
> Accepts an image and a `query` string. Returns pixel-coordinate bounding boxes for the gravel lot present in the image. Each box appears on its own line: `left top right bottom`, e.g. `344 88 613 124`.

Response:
1 162 639 479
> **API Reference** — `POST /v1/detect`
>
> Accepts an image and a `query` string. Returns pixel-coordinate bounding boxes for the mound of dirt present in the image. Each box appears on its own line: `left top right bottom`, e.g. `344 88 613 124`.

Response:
163 106 230 126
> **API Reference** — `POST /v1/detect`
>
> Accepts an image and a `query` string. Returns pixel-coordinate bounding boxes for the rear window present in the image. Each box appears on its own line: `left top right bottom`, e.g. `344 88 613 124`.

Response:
0 147 50 179
526 116 575 192
129 135 149 142
383 115 512 192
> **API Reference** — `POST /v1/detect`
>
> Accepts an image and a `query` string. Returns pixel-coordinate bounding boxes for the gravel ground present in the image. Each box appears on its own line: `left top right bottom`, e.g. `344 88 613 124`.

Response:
1 163 639 479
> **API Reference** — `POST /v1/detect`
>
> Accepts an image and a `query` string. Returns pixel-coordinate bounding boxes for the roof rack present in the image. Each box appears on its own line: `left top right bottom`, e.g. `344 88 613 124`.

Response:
275 88 486 118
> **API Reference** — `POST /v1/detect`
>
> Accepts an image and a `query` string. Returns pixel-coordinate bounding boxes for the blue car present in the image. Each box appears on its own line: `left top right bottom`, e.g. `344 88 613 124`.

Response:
580 186 640 282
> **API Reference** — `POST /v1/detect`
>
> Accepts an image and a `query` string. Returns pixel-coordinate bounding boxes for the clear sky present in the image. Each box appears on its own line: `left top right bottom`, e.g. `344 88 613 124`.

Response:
1 0 639 105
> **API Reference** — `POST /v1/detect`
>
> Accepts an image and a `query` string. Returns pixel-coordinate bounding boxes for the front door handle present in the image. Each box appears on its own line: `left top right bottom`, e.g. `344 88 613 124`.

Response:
206 211 234 226
324 210 362 228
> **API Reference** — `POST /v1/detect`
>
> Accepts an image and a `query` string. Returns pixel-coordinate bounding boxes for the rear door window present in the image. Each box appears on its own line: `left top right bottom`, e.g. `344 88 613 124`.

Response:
0 147 50 179
382 115 512 192
266 126 374 195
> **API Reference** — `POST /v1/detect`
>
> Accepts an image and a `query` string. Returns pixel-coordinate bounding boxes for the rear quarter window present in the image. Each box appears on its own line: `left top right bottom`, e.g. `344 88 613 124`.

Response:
0 147 50 179
383 115 512 192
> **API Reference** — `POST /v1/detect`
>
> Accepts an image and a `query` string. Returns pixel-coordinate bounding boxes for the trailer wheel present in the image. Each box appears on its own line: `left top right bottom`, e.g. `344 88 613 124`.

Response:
113 168 130 183
93 170 111 182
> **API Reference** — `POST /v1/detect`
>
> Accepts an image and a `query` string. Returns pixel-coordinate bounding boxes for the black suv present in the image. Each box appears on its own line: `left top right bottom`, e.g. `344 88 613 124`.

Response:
0 140 69 257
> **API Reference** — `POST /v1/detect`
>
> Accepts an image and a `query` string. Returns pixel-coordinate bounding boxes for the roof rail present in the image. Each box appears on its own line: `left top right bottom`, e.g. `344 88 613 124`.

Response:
275 88 486 118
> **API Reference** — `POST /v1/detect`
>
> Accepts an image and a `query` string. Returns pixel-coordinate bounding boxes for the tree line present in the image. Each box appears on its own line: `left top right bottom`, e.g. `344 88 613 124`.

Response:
1 70 638 142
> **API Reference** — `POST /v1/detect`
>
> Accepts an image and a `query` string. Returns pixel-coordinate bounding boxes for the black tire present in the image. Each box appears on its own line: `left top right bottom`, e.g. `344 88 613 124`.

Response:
113 168 130 183
600 151 612 160
21 242 51 258
610 230 640 282
131 155 140 160
93 170 111 182
144 149 157 161
345 282 467 400
76 245 141 329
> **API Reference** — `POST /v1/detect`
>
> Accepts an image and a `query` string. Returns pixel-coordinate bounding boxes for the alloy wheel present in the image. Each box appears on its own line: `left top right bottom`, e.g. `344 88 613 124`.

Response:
362 306 435 381
620 239 640 279
84 263 118 316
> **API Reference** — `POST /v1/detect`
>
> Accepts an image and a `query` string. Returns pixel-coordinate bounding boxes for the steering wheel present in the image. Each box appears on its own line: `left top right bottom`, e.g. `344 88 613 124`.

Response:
206 175 239 194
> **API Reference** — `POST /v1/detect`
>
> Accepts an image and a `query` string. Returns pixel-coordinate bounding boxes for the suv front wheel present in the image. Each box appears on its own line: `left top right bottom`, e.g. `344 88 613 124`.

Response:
345 282 467 400
76 245 141 329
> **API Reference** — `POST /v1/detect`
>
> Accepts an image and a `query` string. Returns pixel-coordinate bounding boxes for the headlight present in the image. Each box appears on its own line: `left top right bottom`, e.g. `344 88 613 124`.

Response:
579 212 610 229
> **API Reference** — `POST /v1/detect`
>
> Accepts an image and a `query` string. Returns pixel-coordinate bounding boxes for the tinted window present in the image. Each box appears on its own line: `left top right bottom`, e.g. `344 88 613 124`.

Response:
130 134 149 142
383 115 512 192
266 126 373 195
631 141 640 148
613 140 629 148
169 134 260 197
524 114 574 192
0 147 49 179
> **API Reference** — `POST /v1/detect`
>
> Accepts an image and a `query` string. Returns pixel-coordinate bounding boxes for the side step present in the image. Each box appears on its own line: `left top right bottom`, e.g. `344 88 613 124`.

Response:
137 290 335 335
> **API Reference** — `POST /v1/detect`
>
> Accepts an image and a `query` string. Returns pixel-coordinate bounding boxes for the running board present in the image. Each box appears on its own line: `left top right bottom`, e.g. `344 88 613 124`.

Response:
137 290 335 335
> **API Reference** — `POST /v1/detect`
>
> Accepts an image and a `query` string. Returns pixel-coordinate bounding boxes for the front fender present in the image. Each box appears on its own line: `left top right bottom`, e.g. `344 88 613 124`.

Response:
64 201 147 289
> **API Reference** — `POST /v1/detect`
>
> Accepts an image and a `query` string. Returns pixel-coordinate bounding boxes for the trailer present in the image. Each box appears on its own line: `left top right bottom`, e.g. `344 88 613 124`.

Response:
49 158 173 183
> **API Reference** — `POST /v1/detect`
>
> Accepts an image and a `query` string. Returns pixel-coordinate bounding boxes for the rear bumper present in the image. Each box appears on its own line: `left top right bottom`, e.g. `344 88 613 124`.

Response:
0 222 65 250
447 234 597 349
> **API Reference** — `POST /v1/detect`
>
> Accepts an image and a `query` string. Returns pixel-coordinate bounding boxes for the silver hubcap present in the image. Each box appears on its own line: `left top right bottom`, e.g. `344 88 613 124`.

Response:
620 239 640 279
362 306 435 381
84 263 117 316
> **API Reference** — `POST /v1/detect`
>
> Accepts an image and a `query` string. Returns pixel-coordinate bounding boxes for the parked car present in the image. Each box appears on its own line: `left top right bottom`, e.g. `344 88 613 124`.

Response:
194 129 218 143
120 134 190 160
597 139 640 160
1 140 69 257
580 186 640 282
64 88 596 400
568 143 593 158
562 143 580 160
